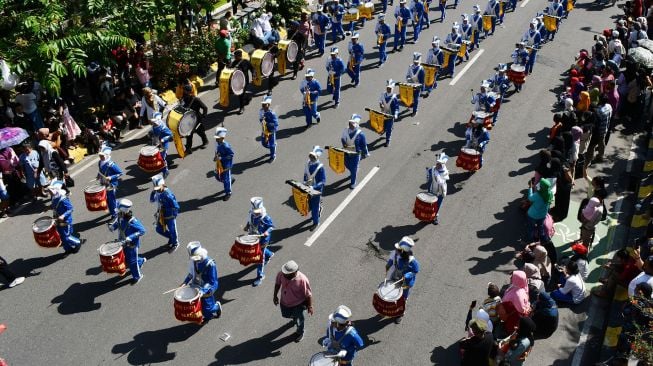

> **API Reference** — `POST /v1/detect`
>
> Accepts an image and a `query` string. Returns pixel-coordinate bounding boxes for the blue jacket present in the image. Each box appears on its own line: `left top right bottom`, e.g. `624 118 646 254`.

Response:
550 2 564 17
52 195 74 223
395 6 413 27
380 92 400 116
474 128 490 152
326 325 365 362
304 161 326 192
215 141 235 169
330 3 344 22
461 23 473 39
411 1 425 20
445 32 462 45
387 251 420 287
523 29 541 48
153 124 173 150
300 79 322 104
376 23 392 41
341 129 369 156
348 42 365 64
326 57 346 77
150 188 179 218
250 214 274 245
315 12 331 33
260 110 278 133
471 14 483 31
184 257 219 296
406 64 425 85
110 216 146 246
512 48 529 66
98 160 123 188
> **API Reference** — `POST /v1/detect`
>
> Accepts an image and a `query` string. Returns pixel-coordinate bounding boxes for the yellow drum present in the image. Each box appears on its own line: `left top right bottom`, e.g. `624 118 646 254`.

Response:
166 107 190 159
358 2 374 20
344 8 360 22
457 41 470 58
218 68 246 108
251 49 274 86
278 40 299 73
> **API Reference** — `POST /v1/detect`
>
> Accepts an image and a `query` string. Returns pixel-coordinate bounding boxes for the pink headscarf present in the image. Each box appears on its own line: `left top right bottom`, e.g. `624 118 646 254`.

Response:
582 197 602 221
502 271 531 314
571 126 583 141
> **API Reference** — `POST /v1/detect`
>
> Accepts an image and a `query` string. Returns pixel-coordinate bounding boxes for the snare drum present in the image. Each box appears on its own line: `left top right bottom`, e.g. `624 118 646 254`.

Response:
278 40 299 63
470 111 494 130
413 192 439 222
173 286 204 324
98 241 127 275
508 64 526 85
308 352 339 366
251 50 274 86
488 92 501 113
32 216 61 248
229 234 263 266
456 147 482 171
372 281 406 317
84 184 107 212
137 146 165 173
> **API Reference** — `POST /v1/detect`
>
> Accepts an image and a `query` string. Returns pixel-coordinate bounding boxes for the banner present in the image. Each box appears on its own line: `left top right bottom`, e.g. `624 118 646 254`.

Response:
543 15 557 32
442 50 451 71
566 0 573 12
422 63 438 89
399 83 414 107
482 15 493 32
369 109 386 134
292 187 309 216
328 147 346 174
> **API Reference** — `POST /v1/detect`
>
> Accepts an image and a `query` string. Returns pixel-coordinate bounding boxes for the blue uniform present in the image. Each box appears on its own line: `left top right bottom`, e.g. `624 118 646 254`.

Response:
426 46 445 76
346 42 364 87
110 216 146 280
375 22 392 65
444 32 461 75
460 23 472 60
488 73 510 98
52 194 81 252
215 140 234 195
426 166 448 220
183 257 221 320
326 324 365 364
304 160 326 225
152 123 173 177
547 4 563 40
150 188 180 247
484 0 500 35
393 6 412 51
300 79 322 126
466 126 490 167
259 109 278 160
410 0 425 41
405 64 425 114
511 47 529 91
471 13 483 47
523 28 541 74
249 213 274 279
313 12 331 55
98 160 123 217
386 250 420 299
330 3 346 42
379 91 400 145
326 56 347 104
438 0 447 20
341 128 369 187
471 91 496 113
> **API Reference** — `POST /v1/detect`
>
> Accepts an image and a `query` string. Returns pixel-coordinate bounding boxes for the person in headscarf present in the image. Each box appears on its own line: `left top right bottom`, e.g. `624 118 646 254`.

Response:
499 271 531 335
482 282 502 328
501 317 536 365
550 157 573 222
459 317 494 366
579 196 603 248
589 87 601 107
523 263 545 292
531 291 558 338
576 91 591 112
534 149 552 182
569 126 583 184
526 178 553 243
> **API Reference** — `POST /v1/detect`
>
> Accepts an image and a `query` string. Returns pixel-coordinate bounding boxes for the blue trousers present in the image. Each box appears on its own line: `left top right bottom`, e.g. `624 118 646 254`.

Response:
421 6 431 27
472 30 479 49
124 245 144 280
439 3 446 20
346 64 361 86
526 50 536 74
309 194 321 225
201 294 221 320
446 54 457 76
384 118 394 143
155 217 178 246
344 154 360 186
216 168 232 194
303 103 320 126
331 22 345 42
412 20 422 41
263 133 277 158
509 0 517 10
551 277 575 304
315 33 327 55
160 149 169 177
411 88 420 114
527 216 549 243
548 29 557 41
379 42 388 64
436 195 444 218
256 246 273 278
393 25 407 50
57 223 80 251
327 77 342 103
107 188 118 217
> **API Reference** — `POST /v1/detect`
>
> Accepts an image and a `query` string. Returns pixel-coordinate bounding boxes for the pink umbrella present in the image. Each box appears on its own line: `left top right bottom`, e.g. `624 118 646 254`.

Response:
0 127 29 149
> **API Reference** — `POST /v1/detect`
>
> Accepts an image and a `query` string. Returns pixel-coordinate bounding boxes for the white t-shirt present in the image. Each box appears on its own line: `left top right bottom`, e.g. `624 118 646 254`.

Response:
628 272 653 298
576 258 589 281
561 273 586 304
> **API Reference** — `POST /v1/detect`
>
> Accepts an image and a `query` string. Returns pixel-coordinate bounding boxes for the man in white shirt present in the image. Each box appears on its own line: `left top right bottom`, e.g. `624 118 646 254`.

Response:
628 255 653 298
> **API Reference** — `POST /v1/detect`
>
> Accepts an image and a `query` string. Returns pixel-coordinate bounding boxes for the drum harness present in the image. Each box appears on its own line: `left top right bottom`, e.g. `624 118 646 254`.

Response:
99 163 115 191
118 217 138 248
304 162 324 186
191 259 216 297
342 129 362 151
389 251 415 284
182 97 202 133
327 324 354 351
408 64 423 84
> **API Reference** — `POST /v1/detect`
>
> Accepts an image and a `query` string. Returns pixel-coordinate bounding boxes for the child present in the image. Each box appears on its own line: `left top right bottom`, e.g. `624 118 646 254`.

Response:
482 282 502 329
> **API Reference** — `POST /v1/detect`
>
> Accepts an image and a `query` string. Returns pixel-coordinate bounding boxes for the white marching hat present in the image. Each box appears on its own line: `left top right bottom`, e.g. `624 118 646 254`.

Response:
473 4 481 11
481 81 491 89
98 145 112 157
395 236 415 251
117 198 133 213
305 68 316 77
378 13 386 20
215 127 227 138
190 247 208 261
329 305 353 324
461 13 469 21
386 79 396 88
309 145 324 158
261 95 272 104
432 36 440 45
187 241 202 256
151 174 165 188
413 52 422 62
348 114 362 124
436 153 449 164
351 32 360 39
330 47 339 54
47 179 65 192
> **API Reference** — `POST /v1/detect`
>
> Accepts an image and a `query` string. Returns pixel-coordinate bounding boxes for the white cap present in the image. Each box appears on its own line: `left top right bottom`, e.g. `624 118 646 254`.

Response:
351 32 360 39
190 247 208 261
400 0 407 3
305 68 316 77
462 14 469 21
330 47 339 54
379 13 386 20
436 153 449 164
309 145 324 158
215 127 227 138
348 114 362 125
98 145 112 157
413 52 422 62
251 196 264 209
329 305 353 324
47 179 65 193
386 79 396 88
394 236 415 251
474 4 481 11
151 174 165 188
282 260 299 274
452 22 459 31
187 241 202 256
117 198 133 213
481 81 490 89
261 95 272 104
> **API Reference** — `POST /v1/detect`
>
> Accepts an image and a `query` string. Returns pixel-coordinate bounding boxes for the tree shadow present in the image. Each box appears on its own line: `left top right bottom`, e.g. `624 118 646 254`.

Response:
231 155 269 175
353 314 394 350
430 342 460 365
372 222 429 251
50 275 131 314
209 322 296 365
111 323 202 365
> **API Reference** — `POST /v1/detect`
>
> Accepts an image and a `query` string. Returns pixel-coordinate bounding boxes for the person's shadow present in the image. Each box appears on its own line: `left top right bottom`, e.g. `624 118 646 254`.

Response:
371 223 429 251
50 276 131 314
352 314 394 350
209 321 296 365
111 323 202 365
430 342 460 365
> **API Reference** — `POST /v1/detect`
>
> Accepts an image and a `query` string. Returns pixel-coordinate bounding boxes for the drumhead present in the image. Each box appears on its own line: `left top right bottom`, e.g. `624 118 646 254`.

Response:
309 352 339 366
286 41 298 63
472 111 492 118
377 282 403 301
84 184 106 194
178 111 198 137
261 52 274 77
230 69 246 95
32 216 54 233
348 8 359 13
99 241 123 256
416 192 438 203
236 235 260 246
510 64 525 72
140 145 160 156
461 147 480 155
364 2 374 7
174 286 201 301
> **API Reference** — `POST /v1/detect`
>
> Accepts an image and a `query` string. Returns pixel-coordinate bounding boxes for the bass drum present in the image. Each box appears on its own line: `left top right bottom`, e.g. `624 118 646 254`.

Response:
279 40 299 63
229 69 246 95
252 49 275 77
177 109 198 137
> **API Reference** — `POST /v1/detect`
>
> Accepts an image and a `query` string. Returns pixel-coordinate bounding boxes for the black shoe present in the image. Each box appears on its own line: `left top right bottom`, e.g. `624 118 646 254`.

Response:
394 316 403 324
231 177 236 184
238 108 244 115
224 194 231 201
200 142 208 148
79 238 87 245
168 243 179 253
185 149 193 155
309 224 318 231
294 332 304 342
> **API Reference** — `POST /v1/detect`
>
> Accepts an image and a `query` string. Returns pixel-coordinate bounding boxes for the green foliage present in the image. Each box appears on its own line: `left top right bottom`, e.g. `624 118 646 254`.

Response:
266 0 305 24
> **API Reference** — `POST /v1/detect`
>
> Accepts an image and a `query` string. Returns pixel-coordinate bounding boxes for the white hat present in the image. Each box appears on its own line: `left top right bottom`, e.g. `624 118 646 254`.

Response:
612 30 619 38
386 79 396 88
348 114 362 125
481 81 491 89
378 13 386 20
351 32 360 39
46 179 65 193
413 52 422 62
282 260 299 274
117 198 133 213
473 4 481 11
151 174 165 188
531 19 538 26
462 14 469 21
452 22 459 31
394 236 415 251
187 241 202 256
309 145 323 158
330 47 339 54
399 0 407 3
518 41 526 47
250 196 264 209
150 112 163 125
432 36 441 46
215 127 227 138
190 247 208 261
305 68 316 77
436 153 449 164
98 145 112 157
261 95 272 104
497 63 507 72
329 305 353 324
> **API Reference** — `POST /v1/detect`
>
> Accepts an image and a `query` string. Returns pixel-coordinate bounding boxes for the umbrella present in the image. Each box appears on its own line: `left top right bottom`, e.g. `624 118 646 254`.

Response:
0 127 29 150
628 47 653 69
638 39 653 53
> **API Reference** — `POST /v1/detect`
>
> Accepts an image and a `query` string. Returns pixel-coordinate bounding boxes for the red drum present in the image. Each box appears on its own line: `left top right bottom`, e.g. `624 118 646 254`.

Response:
137 146 165 173
372 281 406 317
174 286 203 324
84 184 107 212
32 216 61 248
488 92 501 113
508 64 526 85
98 241 127 275
470 111 494 130
456 147 482 171
229 235 262 266
413 192 439 222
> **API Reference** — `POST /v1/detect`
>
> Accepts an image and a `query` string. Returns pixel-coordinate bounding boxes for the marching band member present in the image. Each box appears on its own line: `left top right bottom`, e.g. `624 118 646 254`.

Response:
180 84 209 154
535 14 548 44
300 69 322 127
326 47 346 108
410 0 425 42
470 5 483 49
259 96 278 162
546 0 563 41
304 146 326 230
97 146 123 219
488 63 510 98
341 114 369 189
421 0 432 29
230 49 255 115
108 199 146 284
439 0 447 21
406 53 425 115
313 7 332 56
329 0 346 43
471 81 496 112
244 197 275 287
379 79 400 147
47 180 84 254
445 23 463 70
426 153 449 224
150 174 180 252
385 236 420 324
392 0 412 52
181 243 222 323
214 127 235 200
511 42 529 92
375 14 393 66
465 120 490 168
149 112 172 178
322 305 364 365
483 0 500 36
460 15 473 60
347 33 365 87
426 36 444 66
522 20 542 74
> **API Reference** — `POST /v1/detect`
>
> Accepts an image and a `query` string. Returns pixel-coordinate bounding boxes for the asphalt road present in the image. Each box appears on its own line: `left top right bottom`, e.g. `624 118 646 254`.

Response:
0 1 627 365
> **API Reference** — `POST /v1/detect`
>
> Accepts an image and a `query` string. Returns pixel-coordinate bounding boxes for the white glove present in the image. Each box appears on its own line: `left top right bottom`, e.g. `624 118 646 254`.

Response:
336 350 347 358
322 339 332 348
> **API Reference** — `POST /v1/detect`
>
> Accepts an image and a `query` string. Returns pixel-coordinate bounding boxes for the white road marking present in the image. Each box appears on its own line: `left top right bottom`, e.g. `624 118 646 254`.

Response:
449 49 485 86
520 0 531 7
304 166 380 247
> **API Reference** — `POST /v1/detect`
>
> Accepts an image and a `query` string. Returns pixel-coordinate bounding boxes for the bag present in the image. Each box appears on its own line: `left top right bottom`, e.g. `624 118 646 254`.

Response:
601 201 608 221
64 175 75 188
577 197 589 222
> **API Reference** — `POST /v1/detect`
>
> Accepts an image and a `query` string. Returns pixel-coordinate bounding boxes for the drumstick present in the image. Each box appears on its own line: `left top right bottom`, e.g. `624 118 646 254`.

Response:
389 278 404 287
162 284 187 295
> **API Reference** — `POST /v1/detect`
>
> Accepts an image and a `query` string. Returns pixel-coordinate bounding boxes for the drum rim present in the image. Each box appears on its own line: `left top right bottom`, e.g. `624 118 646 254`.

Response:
33 216 55 232
236 234 260 245
84 184 106 193
140 145 160 155
177 111 198 136
99 241 123 256
377 282 403 301
510 64 526 72
260 52 274 77
416 192 438 202
286 41 298 62
230 69 246 95
461 147 480 154
309 352 339 365
174 286 201 301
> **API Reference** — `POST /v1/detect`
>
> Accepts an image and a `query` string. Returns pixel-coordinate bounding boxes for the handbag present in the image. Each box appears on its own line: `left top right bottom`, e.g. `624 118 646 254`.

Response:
64 175 75 188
